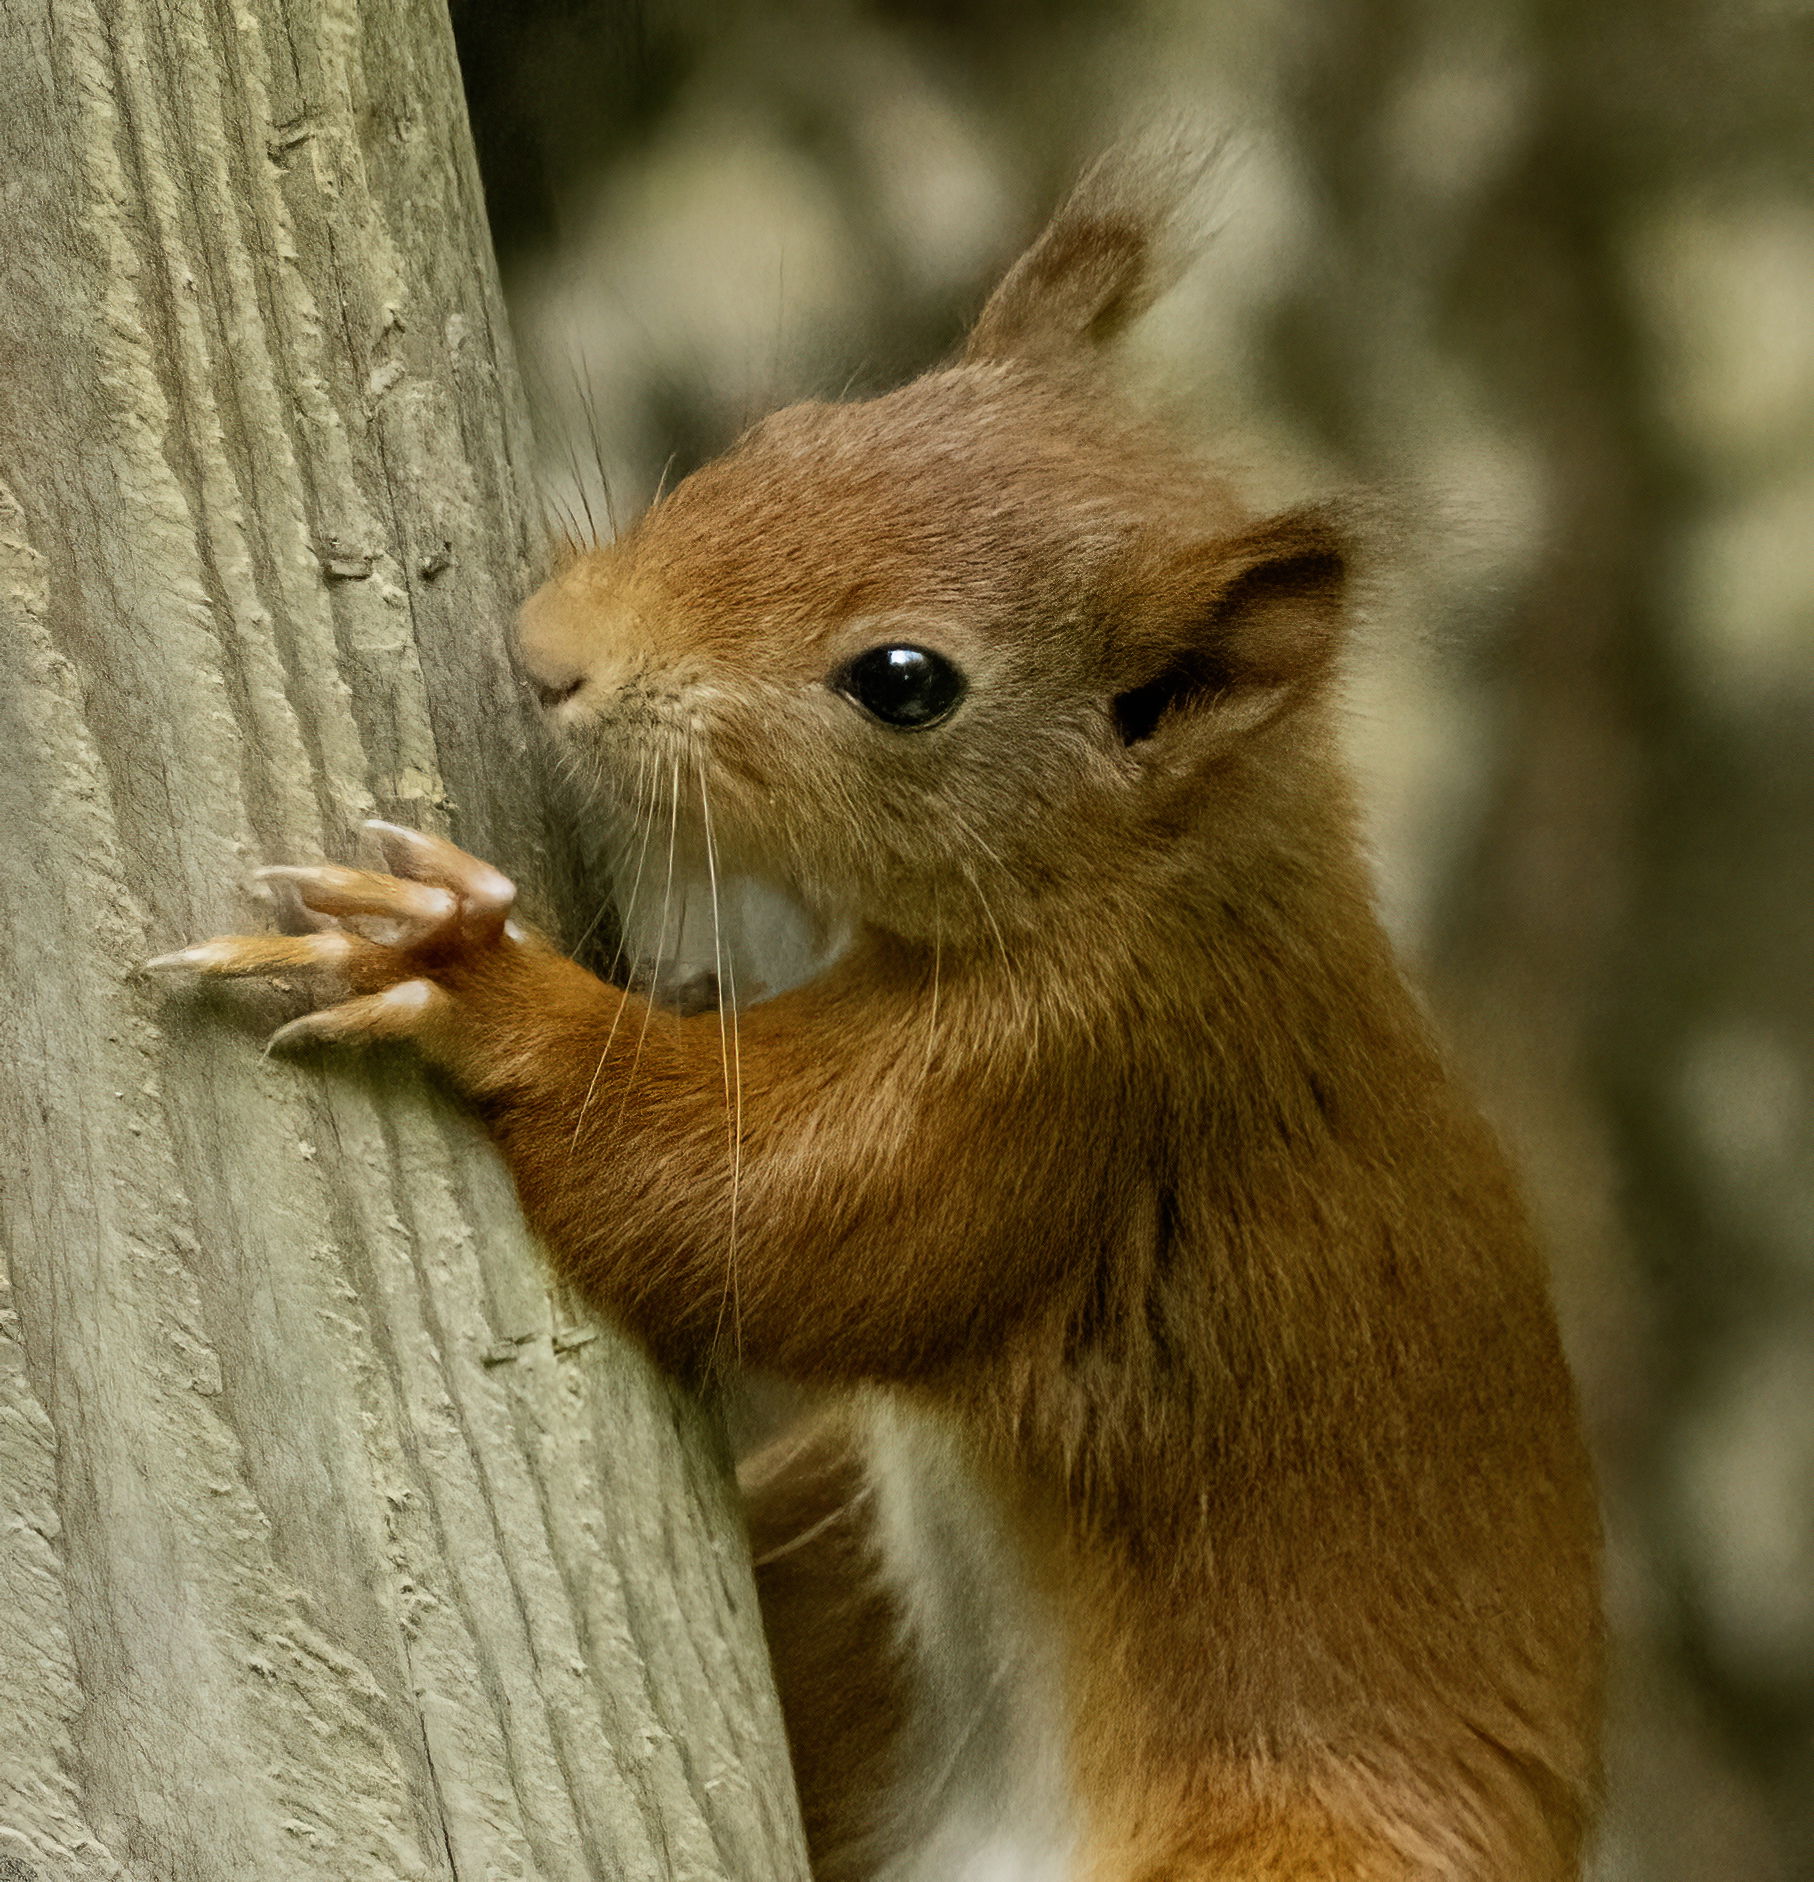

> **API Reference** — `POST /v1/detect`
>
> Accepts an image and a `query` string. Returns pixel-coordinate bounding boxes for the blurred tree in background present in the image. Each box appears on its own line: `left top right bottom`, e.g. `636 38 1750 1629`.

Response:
447 2 1814 1875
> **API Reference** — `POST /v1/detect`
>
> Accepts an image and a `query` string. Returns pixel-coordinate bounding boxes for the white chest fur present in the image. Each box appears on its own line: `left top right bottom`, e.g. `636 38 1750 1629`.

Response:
607 851 844 1010
864 1400 1079 1882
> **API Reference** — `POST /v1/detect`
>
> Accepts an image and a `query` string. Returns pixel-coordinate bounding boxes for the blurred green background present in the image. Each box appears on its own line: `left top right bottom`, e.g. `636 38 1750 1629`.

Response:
447 2 1814 1874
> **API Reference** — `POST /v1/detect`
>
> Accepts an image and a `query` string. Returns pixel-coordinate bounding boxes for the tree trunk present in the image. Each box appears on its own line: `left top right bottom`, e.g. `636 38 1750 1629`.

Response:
0 3 808 1879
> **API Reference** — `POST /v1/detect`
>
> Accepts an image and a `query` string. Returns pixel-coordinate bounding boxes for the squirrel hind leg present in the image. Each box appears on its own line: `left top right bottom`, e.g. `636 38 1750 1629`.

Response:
742 1412 910 1882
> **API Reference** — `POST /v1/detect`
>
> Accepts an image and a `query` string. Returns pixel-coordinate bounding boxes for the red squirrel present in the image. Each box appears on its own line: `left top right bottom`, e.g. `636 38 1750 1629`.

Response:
153 153 1603 1880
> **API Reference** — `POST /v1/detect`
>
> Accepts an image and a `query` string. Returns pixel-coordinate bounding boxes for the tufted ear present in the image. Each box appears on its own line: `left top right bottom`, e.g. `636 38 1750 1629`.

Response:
1109 507 1352 753
964 142 1215 369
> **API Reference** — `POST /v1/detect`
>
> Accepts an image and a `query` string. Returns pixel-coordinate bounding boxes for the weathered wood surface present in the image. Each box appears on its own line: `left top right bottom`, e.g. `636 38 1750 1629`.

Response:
0 2 808 1877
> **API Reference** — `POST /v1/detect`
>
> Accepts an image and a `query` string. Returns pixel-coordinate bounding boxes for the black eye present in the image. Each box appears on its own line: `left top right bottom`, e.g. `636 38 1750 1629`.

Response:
832 644 967 730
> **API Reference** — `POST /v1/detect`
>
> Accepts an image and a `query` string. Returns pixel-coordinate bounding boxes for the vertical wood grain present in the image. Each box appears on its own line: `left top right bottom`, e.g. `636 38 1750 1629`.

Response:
0 3 808 1876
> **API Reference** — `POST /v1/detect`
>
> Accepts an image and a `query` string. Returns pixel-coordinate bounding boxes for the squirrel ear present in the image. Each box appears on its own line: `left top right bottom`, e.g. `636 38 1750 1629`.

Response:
964 142 1216 368
1110 507 1352 751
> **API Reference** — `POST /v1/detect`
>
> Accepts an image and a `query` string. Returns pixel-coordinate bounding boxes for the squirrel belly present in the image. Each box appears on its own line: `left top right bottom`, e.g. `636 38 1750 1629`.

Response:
867 1399 1077 1882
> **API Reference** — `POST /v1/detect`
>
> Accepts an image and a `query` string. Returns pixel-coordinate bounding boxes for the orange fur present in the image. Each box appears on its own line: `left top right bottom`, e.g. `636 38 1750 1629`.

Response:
165 153 1602 1877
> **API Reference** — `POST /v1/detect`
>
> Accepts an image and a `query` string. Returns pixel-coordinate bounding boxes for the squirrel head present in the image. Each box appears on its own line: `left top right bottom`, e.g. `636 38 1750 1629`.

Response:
517 147 1354 951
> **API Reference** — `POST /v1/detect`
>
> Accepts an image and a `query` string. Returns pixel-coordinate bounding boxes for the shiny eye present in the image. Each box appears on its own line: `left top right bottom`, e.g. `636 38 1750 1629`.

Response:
832 644 967 730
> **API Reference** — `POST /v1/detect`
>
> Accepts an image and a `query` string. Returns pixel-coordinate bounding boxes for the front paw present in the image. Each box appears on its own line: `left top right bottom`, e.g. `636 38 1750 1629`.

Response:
148 822 527 1054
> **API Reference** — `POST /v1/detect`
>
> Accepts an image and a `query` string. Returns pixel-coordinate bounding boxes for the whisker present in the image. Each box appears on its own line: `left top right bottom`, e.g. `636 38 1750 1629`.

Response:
612 748 684 1133
555 400 599 550
523 357 603 558
698 746 745 1368
579 355 621 542
539 482 585 559
750 1492 868 1570
570 745 650 967
591 743 658 981
568 754 663 1152
650 450 679 511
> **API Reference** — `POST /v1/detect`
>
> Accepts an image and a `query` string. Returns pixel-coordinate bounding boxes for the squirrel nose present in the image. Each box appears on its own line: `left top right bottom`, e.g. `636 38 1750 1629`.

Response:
527 667 586 711
515 592 592 710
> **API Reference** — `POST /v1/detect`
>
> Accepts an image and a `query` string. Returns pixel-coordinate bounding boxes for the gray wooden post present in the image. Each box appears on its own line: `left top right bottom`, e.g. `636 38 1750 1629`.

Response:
0 2 808 1877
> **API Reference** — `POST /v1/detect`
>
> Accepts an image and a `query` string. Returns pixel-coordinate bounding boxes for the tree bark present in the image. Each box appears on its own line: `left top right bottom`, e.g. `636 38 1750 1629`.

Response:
0 3 808 1879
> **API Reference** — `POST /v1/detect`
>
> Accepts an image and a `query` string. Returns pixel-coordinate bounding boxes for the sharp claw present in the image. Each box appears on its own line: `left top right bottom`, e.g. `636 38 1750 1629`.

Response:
265 978 440 1053
364 820 437 875
256 871 340 934
146 933 359 983
145 942 243 972
256 863 456 930
362 820 516 939
265 1012 329 1054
